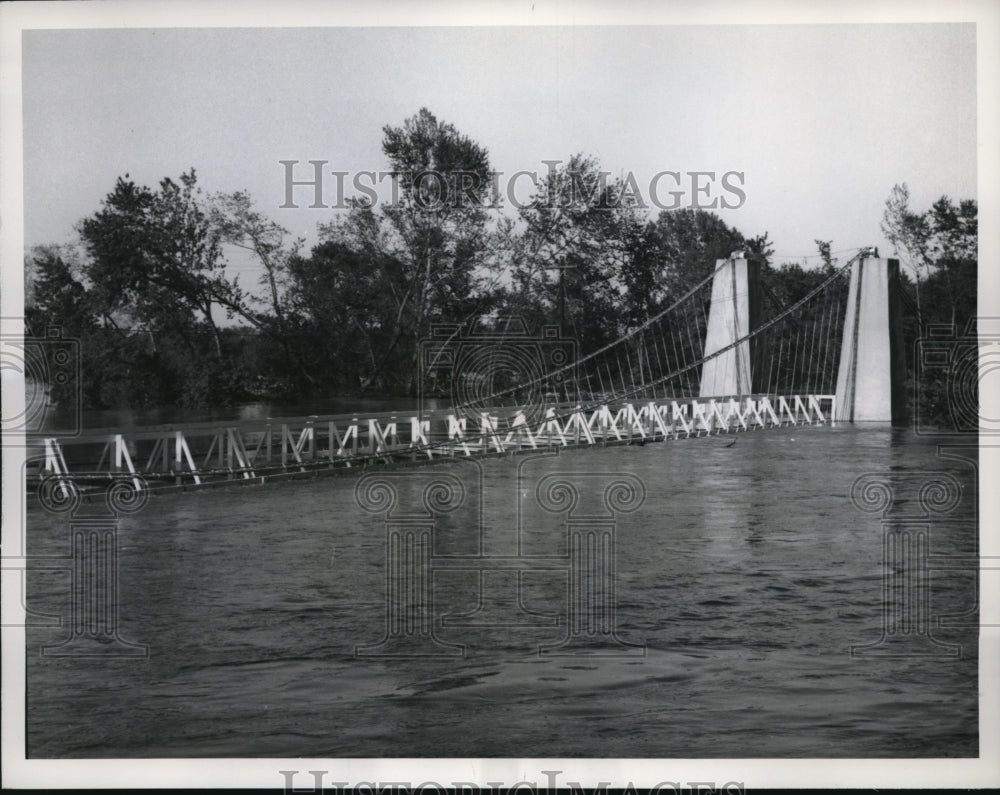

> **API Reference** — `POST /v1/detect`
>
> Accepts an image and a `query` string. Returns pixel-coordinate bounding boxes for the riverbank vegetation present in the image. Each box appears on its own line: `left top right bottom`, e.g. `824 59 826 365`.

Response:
25 109 976 428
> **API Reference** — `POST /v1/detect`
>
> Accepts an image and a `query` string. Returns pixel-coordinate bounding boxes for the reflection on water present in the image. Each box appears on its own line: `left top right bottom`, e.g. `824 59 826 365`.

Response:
25 426 978 757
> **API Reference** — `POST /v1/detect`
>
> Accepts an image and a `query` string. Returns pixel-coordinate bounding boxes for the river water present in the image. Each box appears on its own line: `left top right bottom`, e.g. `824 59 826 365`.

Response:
25 425 978 757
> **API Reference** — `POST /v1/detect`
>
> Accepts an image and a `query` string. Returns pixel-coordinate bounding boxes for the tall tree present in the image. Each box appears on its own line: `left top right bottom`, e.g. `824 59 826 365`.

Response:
210 190 302 327
80 171 239 355
881 186 977 428
77 170 260 405
210 190 314 394
512 154 642 354
651 208 747 298
314 108 498 393
287 238 405 393
881 182 931 310
882 184 977 324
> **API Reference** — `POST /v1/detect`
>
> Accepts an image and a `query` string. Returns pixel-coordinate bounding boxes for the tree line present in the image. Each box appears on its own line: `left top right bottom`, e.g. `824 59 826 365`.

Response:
25 108 976 427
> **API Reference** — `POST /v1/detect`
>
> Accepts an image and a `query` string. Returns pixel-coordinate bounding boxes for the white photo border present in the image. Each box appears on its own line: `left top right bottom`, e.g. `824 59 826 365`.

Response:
2 0 998 789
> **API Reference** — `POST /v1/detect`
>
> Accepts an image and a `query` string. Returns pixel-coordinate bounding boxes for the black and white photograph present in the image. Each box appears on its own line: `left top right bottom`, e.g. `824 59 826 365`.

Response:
2 1 998 790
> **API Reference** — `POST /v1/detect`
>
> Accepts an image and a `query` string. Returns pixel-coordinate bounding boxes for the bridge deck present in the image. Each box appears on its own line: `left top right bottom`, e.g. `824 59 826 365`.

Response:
29 394 836 498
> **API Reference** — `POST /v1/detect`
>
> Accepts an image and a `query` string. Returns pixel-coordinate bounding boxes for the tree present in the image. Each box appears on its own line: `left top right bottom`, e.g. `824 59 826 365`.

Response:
210 190 302 326
815 239 834 271
24 247 177 409
511 154 642 354
881 182 931 310
76 170 260 406
80 171 235 354
210 190 314 394
287 238 405 393
744 232 774 268
882 185 976 325
26 247 92 333
651 208 747 298
312 108 499 393
925 196 977 326
881 187 977 428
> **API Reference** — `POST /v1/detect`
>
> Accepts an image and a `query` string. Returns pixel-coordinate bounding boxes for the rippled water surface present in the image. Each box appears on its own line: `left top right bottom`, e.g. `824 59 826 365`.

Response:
25 426 978 757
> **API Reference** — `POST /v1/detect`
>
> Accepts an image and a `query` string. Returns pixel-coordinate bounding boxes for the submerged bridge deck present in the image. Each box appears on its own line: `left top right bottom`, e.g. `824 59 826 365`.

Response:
30 247 907 498
32 393 835 495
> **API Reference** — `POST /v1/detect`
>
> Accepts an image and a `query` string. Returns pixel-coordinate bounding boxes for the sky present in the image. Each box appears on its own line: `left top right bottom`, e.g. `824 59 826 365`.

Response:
20 22 977 281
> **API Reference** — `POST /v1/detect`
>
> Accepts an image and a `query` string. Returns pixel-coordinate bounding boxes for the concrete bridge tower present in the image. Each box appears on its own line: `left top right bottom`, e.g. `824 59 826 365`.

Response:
834 251 906 424
699 253 762 397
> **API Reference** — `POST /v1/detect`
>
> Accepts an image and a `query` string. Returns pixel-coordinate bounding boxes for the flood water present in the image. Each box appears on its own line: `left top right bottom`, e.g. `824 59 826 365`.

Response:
24 425 979 757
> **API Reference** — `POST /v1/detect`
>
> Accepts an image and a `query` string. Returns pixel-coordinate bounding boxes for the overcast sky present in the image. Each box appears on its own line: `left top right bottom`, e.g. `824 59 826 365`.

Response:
22 23 976 275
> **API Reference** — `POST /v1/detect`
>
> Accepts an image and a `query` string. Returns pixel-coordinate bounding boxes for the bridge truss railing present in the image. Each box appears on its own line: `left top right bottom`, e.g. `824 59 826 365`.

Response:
31 393 835 494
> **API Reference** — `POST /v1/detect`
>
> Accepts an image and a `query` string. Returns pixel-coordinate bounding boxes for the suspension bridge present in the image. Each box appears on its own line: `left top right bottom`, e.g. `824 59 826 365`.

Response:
30 248 907 497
